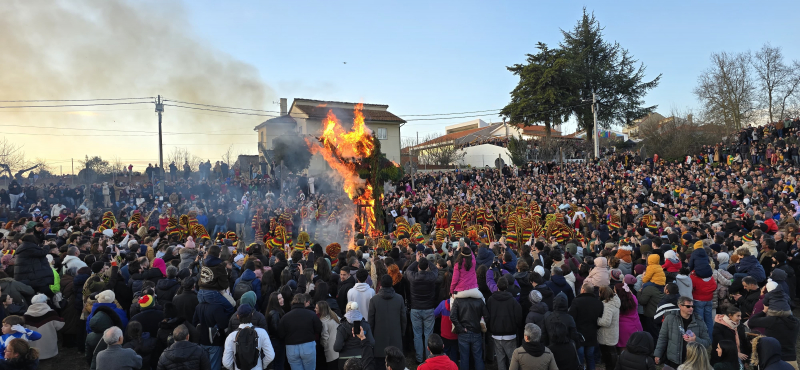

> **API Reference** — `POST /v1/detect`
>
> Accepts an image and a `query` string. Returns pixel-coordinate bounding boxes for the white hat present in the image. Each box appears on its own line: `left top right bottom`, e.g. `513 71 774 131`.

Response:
31 294 48 305
766 279 778 293
234 254 245 263
97 290 116 304
346 301 359 312
102 229 114 238
534 265 545 277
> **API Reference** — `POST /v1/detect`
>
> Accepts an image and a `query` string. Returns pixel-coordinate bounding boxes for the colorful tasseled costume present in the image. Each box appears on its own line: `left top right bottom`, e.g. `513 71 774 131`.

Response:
434 204 449 230
97 211 116 234
128 210 142 231
377 238 391 252
326 243 342 265
267 226 287 249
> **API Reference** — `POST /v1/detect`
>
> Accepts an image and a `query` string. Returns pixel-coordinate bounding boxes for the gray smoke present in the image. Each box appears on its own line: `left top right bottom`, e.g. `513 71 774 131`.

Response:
0 0 275 164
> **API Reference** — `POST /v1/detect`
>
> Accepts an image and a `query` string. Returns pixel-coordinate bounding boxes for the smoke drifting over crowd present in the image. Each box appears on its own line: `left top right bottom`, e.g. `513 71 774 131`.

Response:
0 0 275 164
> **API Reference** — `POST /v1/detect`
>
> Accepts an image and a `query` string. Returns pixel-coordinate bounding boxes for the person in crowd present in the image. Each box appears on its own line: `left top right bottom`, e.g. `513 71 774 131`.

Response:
450 283 488 370
616 331 656 370
123 321 157 370
711 306 750 365
96 326 143 370
569 283 603 370
731 277 761 319
417 334 457 370
22 294 63 360
691 267 717 341
615 282 641 350
655 296 712 368
278 295 322 370
156 324 211 370
222 304 274 370
317 300 340 370
347 269 374 320
405 251 438 364
487 277 523 370
678 342 713 370
544 320 580 370
751 336 795 370
368 275 406 370
597 285 620 370
265 293 286 370
748 301 800 366
334 301 374 370
713 340 742 370
193 277 230 370
509 323 557 370
0 338 40 370
384 346 405 370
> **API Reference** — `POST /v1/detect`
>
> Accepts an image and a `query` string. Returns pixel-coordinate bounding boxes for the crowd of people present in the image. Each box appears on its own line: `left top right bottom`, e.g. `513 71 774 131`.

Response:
0 120 797 370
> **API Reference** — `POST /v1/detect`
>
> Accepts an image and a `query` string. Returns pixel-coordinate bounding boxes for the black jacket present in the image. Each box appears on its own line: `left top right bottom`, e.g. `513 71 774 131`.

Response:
13 238 54 289
450 297 488 334
337 276 356 313
405 261 439 310
532 284 555 311
278 304 322 345
155 279 180 306
171 291 198 322
368 287 407 357
568 292 604 347
711 321 751 364
192 301 230 347
525 301 548 330
748 311 800 361
486 290 523 336
131 308 166 338
156 340 211 370
198 256 228 291
615 332 656 370
545 275 575 307
542 293 577 346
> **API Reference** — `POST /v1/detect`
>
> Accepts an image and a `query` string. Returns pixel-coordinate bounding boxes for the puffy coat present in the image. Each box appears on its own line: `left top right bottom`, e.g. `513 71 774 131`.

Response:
688 246 713 278
643 254 666 286
690 272 717 302
14 238 55 289
737 255 766 283
585 257 610 288
178 248 198 271
597 294 620 346
450 253 478 294
155 279 180 306
754 337 794 370
748 311 800 361
86 302 129 334
198 256 228 291
85 306 124 363
569 292 604 347
23 304 64 360
156 340 211 370
616 331 656 370
368 287 407 357
525 300 548 330
405 261 439 309
654 310 711 365
320 316 339 363
509 346 558 370
334 315 375 358
0 278 34 311
638 284 663 318
617 294 642 347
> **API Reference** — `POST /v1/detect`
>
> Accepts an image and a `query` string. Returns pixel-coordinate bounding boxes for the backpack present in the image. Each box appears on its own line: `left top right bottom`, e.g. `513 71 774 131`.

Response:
234 326 260 370
233 280 254 301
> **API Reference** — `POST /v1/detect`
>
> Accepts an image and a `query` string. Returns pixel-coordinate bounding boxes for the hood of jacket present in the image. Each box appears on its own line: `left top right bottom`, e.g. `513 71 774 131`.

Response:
676 274 691 288
353 282 372 293
756 336 784 369
529 301 548 315
550 274 568 288
665 250 677 261
648 254 661 266
204 256 223 267
771 268 787 282
534 284 554 300
553 292 568 312
595 257 608 269
241 269 257 282
378 287 396 299
491 290 514 302
625 331 654 356
476 247 495 266
344 308 363 323
156 278 179 291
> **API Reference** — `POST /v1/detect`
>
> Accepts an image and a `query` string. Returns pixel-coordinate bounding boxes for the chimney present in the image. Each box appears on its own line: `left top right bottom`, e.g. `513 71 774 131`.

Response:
280 98 287 116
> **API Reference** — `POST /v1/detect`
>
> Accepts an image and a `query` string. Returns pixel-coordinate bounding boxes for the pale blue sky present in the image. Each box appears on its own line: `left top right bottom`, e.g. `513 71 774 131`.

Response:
183 0 800 136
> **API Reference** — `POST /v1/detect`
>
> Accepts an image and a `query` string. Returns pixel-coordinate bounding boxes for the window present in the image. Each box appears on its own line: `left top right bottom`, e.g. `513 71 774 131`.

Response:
376 127 388 140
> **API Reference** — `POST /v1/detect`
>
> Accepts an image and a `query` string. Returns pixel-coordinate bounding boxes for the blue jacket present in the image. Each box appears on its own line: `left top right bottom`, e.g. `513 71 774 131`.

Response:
688 247 713 278
500 248 518 272
737 255 766 282
235 269 262 304
545 274 575 307
476 247 495 268
86 303 129 334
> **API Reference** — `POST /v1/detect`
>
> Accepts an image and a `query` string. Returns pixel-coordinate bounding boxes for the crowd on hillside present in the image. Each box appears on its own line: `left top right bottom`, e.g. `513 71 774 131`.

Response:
0 120 797 370
453 136 590 161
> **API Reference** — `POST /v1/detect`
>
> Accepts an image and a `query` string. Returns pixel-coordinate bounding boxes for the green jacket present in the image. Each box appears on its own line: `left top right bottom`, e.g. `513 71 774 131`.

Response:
638 284 663 318
654 310 710 364
49 267 60 293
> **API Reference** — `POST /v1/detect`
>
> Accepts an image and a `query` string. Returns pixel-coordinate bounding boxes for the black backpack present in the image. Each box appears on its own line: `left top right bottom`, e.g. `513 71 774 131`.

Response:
234 326 260 370
233 280 254 301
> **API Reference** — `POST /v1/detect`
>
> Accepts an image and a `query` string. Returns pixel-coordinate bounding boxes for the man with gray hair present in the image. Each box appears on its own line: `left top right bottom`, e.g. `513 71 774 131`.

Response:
61 245 87 275
509 323 557 370
158 324 211 370
96 326 142 370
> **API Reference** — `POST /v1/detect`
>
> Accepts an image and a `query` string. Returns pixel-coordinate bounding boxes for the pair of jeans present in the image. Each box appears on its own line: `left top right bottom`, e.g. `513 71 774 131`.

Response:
286 341 316 370
493 338 516 370
201 345 223 370
410 308 435 362
458 332 484 370
694 299 714 341
212 225 226 238
577 345 596 370
197 289 235 315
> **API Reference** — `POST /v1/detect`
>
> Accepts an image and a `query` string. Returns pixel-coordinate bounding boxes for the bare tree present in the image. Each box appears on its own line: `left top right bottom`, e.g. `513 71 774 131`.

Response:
110 156 124 175
415 134 466 166
221 144 234 166
694 51 757 130
0 137 26 177
638 109 720 161
167 147 202 170
753 43 800 122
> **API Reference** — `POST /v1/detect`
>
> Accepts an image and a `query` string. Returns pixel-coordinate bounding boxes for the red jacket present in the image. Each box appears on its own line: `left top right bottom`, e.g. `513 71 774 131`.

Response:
662 259 682 273
764 218 778 233
690 272 717 301
418 354 459 370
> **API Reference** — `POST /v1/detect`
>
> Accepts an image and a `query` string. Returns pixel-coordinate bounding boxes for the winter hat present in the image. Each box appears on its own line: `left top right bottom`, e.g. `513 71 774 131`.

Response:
91 261 105 274
346 301 359 313
623 274 636 285
742 232 755 242
709 244 722 253
766 279 778 292
163 302 178 319
693 241 704 250
381 274 393 288
31 294 48 305
138 295 155 310
665 250 677 261
185 236 195 249
611 269 623 282
533 265 545 277
237 304 254 317
529 290 543 304
633 264 646 275
774 251 787 264
234 254 245 263
97 290 115 304
240 291 257 308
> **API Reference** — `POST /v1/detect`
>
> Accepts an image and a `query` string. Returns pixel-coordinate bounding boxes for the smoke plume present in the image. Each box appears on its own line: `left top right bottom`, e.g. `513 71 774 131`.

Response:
0 0 275 166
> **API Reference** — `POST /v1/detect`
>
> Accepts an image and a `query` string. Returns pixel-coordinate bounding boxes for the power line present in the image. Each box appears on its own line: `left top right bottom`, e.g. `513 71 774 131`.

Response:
164 103 279 117
0 124 253 136
0 101 152 109
0 97 154 103
400 108 502 117
163 99 282 114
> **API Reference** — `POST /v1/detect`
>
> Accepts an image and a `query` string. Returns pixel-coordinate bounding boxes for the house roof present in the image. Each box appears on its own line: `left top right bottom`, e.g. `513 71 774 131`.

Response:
413 123 502 148
254 115 297 130
293 105 405 123
513 124 562 136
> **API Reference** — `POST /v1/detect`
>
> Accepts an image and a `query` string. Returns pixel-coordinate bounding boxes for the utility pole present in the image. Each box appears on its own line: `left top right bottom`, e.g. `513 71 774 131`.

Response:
156 95 164 169
71 158 74 185
592 92 599 159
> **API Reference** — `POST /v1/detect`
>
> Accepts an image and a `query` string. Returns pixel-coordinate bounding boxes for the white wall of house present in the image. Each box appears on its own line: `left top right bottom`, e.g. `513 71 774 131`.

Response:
456 144 512 168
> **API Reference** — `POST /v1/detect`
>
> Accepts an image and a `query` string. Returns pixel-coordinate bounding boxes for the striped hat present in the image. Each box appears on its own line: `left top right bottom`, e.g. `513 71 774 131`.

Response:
138 295 155 310
742 232 754 242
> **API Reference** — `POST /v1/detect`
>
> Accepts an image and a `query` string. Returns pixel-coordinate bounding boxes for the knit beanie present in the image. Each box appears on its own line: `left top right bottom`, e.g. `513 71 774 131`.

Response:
138 295 155 310
31 294 48 305
766 279 778 292
381 274 393 288
693 241 704 250
709 244 722 253
185 236 195 249
533 265 545 277
633 264 646 275
346 301 359 313
529 290 543 304
97 290 116 304
774 251 787 264
611 269 623 282
623 274 636 285
91 261 105 274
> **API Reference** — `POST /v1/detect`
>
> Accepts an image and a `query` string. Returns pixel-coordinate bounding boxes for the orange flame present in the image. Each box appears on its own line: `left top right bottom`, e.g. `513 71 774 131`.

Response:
306 104 378 246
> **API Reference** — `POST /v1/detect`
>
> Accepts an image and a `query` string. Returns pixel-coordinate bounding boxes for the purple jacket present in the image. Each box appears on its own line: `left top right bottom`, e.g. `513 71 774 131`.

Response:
617 293 643 347
450 254 478 295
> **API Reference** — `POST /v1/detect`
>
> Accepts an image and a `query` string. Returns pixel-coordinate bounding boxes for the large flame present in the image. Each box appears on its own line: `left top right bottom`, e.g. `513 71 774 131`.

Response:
307 104 377 247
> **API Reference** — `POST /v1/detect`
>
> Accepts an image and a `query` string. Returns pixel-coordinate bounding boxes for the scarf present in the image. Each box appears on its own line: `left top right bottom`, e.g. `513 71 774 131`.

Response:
714 314 740 349
344 309 363 324
522 341 546 357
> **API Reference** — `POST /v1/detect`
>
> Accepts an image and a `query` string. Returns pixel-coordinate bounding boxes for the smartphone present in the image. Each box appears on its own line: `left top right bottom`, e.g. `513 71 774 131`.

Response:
353 320 361 335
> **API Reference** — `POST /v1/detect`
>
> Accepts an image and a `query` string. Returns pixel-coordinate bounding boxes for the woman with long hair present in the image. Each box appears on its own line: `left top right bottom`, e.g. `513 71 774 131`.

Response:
597 285 620 370
712 306 750 364
450 241 481 299
123 321 157 370
0 338 39 370
614 282 642 351
315 257 332 284
260 270 276 312
278 269 294 313
678 342 713 370
312 281 341 317
713 340 742 370
370 259 388 291
316 300 340 370
265 292 286 370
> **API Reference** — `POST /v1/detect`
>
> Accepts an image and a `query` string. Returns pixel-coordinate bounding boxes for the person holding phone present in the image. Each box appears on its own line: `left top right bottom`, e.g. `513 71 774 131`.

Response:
334 301 375 370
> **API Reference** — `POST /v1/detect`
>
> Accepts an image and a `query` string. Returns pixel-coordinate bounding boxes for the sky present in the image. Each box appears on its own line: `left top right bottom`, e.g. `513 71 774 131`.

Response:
2 0 799 171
